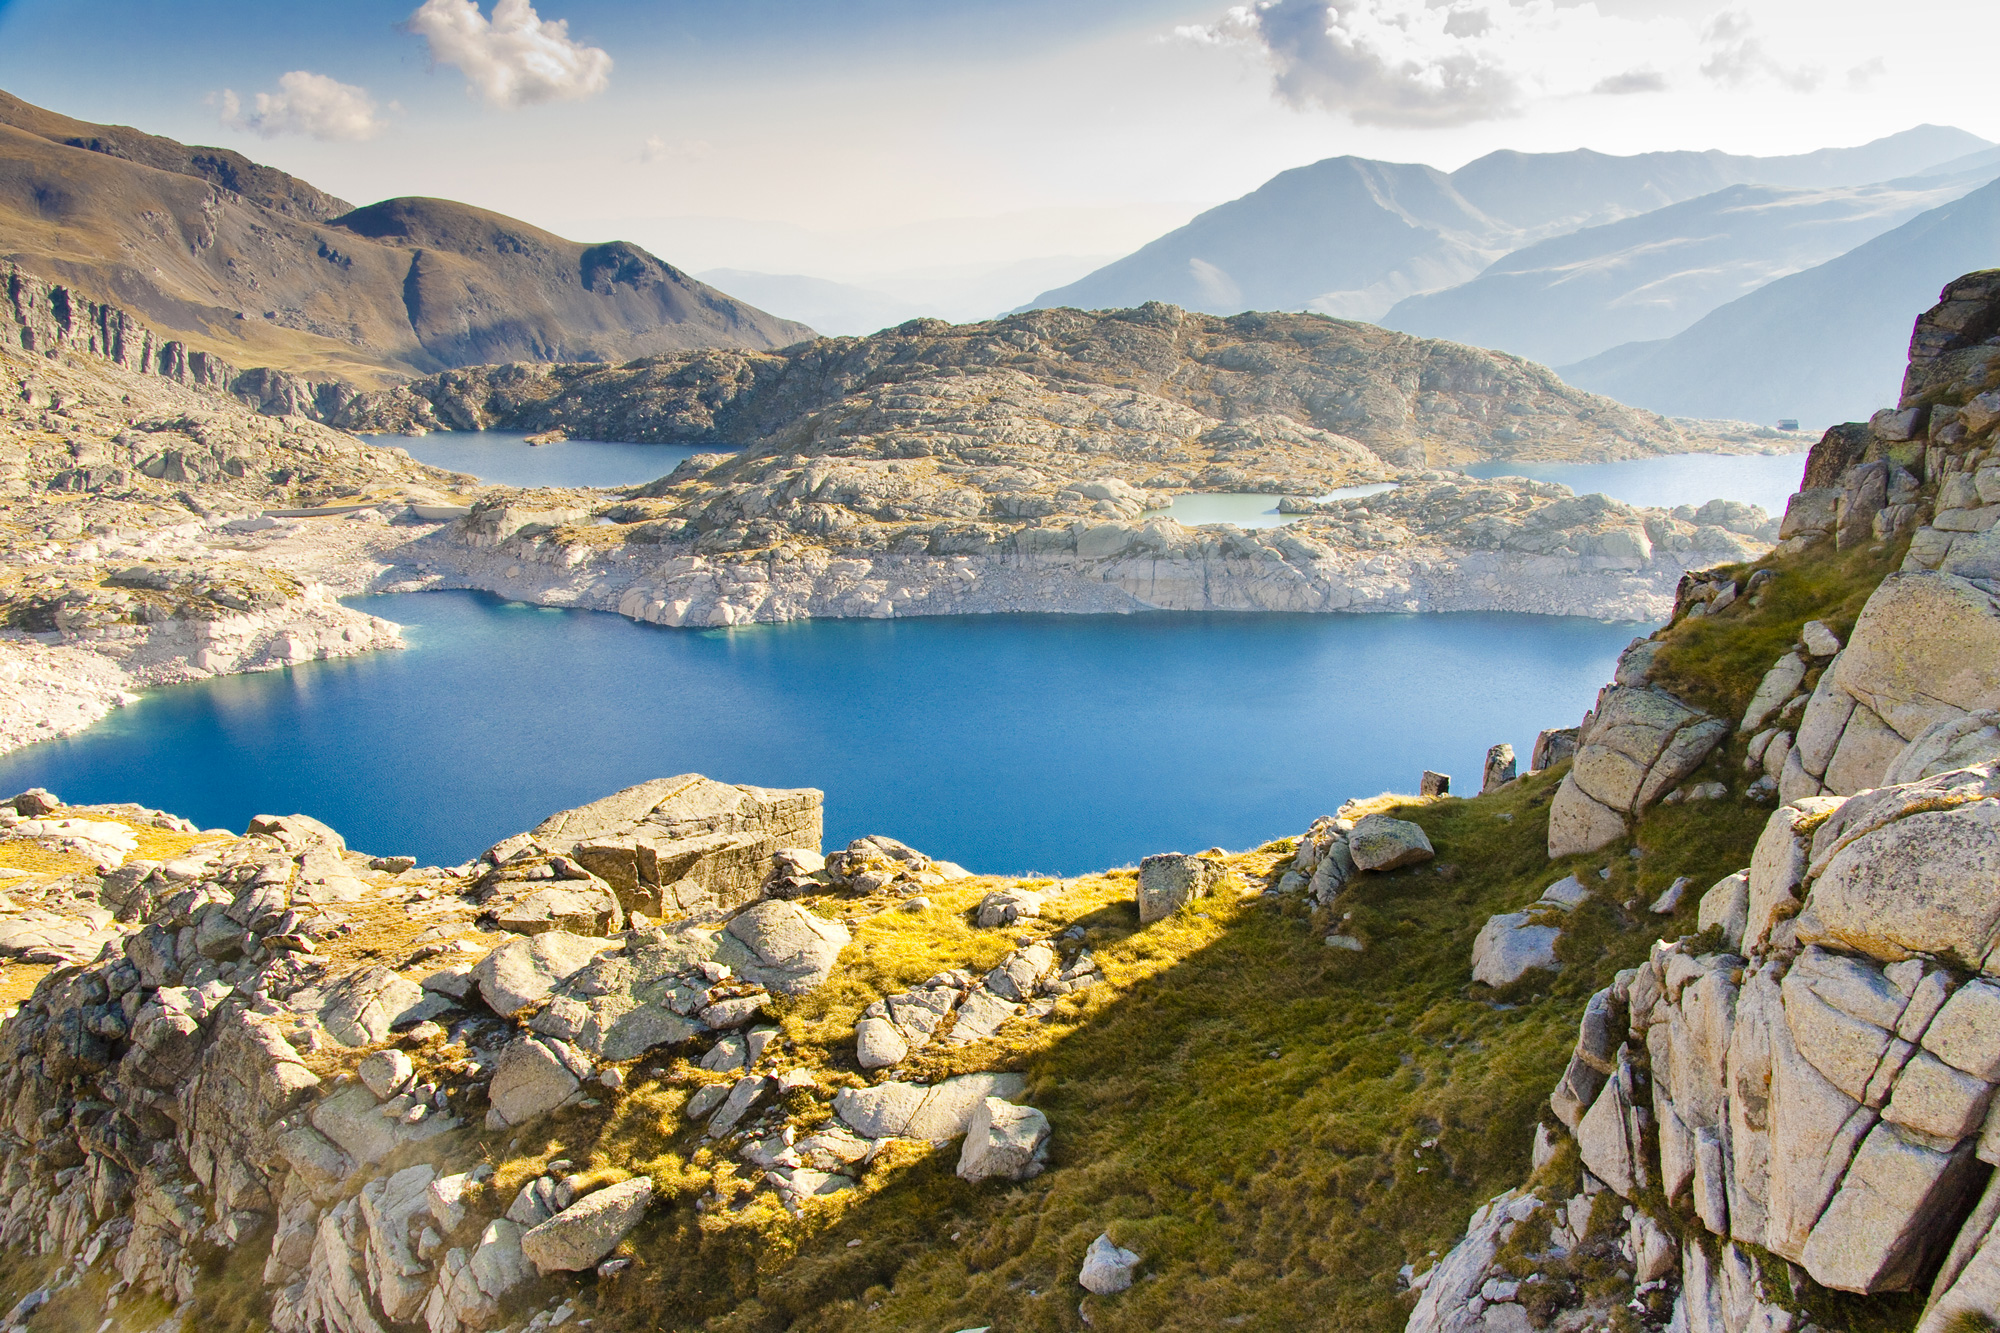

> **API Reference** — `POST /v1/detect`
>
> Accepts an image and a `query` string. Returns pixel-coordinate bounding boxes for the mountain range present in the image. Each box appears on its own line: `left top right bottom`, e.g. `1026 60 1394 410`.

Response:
1380 166 1994 369
1025 126 1989 323
1015 125 1998 427
0 90 810 384
1559 175 2000 426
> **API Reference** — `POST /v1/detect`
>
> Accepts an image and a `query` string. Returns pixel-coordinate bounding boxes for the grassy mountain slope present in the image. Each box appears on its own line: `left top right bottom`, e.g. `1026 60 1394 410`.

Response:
0 90 812 384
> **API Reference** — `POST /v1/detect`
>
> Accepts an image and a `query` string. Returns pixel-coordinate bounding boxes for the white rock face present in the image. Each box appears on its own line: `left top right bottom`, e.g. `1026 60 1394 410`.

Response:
519 1177 654 1274
1426 727 2000 1333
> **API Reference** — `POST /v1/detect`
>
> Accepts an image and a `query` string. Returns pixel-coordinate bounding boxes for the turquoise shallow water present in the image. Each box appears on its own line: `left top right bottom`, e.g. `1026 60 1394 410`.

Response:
1462 452 1809 517
0 593 1649 875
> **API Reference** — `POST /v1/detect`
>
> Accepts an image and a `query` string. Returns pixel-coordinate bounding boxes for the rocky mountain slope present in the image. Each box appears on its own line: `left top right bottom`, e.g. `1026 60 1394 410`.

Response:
1382 170 1992 370
0 90 810 385
338 303 1749 468
1025 129 1990 322
326 305 1779 626
0 289 486 752
1561 178 2000 427
0 273 1997 1333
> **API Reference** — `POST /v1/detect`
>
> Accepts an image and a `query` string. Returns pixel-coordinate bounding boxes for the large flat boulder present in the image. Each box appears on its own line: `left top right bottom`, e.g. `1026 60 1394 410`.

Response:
832 1072 1029 1141
1790 574 2000 797
525 775 824 918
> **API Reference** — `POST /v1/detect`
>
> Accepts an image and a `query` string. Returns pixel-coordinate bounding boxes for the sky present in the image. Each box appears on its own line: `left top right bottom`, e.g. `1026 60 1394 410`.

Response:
2 0 1997 300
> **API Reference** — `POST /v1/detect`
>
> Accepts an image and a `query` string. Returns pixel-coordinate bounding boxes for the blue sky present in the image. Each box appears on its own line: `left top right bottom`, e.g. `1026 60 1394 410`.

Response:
3 0 1997 288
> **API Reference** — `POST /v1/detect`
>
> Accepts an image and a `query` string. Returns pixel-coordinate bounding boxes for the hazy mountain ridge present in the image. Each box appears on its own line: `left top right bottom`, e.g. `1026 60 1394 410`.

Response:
1382 167 1996 368
1560 177 2000 425
1026 126 1993 326
0 90 812 385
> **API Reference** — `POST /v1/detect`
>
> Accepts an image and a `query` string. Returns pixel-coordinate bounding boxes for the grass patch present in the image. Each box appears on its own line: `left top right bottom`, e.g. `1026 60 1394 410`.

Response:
1646 539 1903 721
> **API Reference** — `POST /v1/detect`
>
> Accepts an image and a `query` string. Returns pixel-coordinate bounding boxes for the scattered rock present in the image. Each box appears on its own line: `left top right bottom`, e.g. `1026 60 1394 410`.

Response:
1348 814 1435 872
1471 913 1561 987
955 1096 1051 1182
1078 1233 1141 1295
1136 853 1222 924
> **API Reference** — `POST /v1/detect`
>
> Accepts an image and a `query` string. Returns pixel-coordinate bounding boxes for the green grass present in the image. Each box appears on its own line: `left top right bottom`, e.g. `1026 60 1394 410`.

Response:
1647 538 1905 722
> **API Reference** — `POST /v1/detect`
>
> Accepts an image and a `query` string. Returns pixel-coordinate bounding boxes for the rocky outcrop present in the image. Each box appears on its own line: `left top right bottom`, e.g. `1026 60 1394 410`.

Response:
490 775 824 922
401 469 1771 628
1423 761 2000 1332
1547 653 1730 857
0 777 903 1332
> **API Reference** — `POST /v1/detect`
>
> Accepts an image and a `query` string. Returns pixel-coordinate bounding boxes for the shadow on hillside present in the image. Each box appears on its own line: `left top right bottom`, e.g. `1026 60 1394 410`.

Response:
578 765 1758 1333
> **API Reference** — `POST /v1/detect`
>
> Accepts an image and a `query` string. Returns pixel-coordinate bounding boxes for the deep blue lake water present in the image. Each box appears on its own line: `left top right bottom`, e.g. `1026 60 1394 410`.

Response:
0 593 1648 875
366 432 722 489
1463 452 1808 517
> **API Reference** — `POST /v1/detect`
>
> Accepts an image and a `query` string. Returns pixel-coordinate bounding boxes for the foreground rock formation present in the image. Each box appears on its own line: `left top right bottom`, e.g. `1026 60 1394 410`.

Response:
0 772 1096 1332
1413 270 2000 1333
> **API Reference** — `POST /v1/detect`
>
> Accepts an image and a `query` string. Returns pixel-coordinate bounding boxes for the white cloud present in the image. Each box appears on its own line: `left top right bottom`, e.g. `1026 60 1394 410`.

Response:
214 71 388 141
1698 8 1822 93
407 0 611 109
1183 0 1694 127
1593 69 1668 97
638 135 714 164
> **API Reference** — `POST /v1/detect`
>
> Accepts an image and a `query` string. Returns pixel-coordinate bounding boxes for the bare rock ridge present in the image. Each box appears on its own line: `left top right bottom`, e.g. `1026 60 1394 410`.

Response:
0 89 811 386
339 302 1756 469
338 305 1784 627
